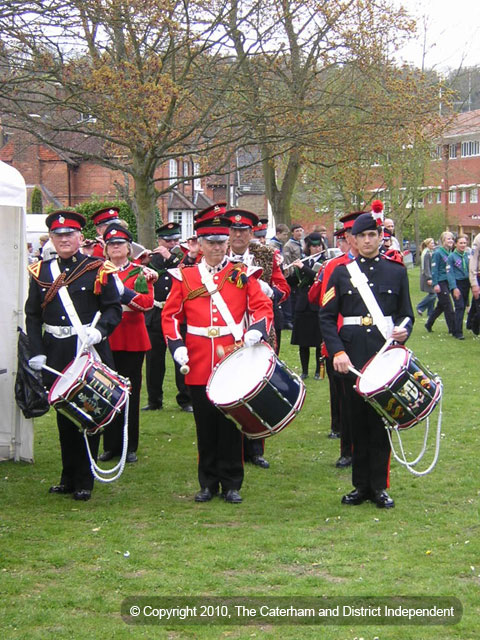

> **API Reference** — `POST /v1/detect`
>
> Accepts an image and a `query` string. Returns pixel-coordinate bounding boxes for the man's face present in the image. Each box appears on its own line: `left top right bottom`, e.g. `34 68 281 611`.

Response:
95 223 108 237
345 230 358 255
199 238 228 266
292 227 303 241
277 230 289 244
354 230 382 258
50 231 83 259
384 219 395 233
158 237 178 250
229 227 253 254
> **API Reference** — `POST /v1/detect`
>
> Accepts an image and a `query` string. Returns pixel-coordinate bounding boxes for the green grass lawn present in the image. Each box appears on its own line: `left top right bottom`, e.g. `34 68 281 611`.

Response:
1 267 479 640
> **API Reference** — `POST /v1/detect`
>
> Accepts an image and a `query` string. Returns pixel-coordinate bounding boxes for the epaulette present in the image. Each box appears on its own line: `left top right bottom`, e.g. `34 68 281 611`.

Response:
27 260 43 280
94 259 119 294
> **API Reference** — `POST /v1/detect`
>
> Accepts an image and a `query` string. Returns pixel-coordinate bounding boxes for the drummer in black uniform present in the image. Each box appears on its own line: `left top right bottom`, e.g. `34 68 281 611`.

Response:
142 222 193 412
25 211 122 501
319 212 414 508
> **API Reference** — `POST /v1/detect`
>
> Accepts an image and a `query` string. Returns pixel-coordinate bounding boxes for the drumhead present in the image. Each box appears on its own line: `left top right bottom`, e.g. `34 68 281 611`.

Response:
208 344 274 406
357 346 407 394
49 354 90 401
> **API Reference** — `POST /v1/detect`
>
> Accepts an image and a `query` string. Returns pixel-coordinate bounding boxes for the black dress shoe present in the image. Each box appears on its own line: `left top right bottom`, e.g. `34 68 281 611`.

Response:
194 487 216 502
341 489 370 505
250 455 270 469
371 490 395 509
49 484 73 494
73 489 91 501
222 489 242 503
99 451 114 462
180 404 194 413
425 324 433 333
126 451 138 463
141 403 163 411
335 455 352 468
328 431 341 439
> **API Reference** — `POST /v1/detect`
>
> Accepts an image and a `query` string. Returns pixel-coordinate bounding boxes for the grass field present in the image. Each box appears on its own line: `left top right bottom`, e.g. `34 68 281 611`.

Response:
1 266 479 640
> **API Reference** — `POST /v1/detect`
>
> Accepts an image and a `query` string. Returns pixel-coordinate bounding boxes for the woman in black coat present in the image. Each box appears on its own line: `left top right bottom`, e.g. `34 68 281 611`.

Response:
289 232 326 379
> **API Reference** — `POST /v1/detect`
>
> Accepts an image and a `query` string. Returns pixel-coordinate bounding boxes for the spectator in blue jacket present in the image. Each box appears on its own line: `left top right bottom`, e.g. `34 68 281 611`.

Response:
425 231 456 335
447 234 470 340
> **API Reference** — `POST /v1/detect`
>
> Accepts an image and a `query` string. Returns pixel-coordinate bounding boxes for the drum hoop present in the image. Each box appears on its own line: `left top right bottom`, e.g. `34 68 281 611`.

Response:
48 353 91 403
358 344 410 397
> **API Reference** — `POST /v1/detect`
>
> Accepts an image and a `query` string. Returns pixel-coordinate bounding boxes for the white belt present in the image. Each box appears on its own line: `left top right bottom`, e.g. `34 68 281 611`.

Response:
343 315 392 327
121 305 134 313
186 323 243 338
153 300 165 309
44 323 89 338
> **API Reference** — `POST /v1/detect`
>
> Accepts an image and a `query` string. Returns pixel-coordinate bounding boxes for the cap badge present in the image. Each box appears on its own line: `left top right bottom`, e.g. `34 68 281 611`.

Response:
58 216 65 224
235 214 242 222
111 229 117 235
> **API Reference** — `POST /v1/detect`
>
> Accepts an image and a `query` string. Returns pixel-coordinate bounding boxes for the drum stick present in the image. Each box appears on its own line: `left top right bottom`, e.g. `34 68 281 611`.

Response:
74 311 102 365
41 364 64 377
376 317 411 360
348 365 363 378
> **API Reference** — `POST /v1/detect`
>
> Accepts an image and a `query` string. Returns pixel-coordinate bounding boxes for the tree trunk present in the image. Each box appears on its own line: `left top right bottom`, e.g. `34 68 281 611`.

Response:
262 148 302 227
132 155 158 248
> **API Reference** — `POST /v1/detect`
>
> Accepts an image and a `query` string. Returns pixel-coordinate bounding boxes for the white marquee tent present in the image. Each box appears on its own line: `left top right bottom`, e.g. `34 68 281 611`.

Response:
0 161 34 461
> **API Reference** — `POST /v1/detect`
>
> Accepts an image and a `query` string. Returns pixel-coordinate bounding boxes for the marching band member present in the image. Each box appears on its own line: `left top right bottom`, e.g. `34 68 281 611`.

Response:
224 208 290 469
99 224 156 464
25 211 122 501
142 222 193 413
289 231 326 380
320 212 414 509
90 206 122 259
161 215 274 504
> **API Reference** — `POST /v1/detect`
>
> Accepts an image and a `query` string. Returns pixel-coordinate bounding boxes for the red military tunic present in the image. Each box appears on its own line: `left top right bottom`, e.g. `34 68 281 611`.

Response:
108 263 154 352
162 260 274 385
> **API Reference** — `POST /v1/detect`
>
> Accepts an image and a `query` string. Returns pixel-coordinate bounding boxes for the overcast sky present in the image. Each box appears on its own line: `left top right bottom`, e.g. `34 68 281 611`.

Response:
395 0 480 72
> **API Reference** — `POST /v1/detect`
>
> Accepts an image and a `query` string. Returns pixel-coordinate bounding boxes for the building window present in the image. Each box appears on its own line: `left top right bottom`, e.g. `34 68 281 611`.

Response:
193 161 202 192
471 188 478 203
448 144 457 159
427 192 433 204
461 190 467 203
461 140 480 157
183 161 189 177
436 191 442 204
169 210 194 239
169 159 178 186
448 190 456 204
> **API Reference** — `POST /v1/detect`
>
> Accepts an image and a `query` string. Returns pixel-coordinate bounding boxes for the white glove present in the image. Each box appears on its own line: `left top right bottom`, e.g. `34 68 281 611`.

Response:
28 355 47 371
244 329 262 347
259 280 274 298
84 327 102 347
173 346 189 366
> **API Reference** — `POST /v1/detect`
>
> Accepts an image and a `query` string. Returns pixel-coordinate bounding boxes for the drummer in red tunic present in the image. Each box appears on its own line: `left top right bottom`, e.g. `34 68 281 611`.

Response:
161 215 274 503
98 223 157 464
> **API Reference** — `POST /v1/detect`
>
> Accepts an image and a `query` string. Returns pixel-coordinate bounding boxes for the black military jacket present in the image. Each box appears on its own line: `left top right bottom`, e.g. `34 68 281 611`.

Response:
319 254 414 371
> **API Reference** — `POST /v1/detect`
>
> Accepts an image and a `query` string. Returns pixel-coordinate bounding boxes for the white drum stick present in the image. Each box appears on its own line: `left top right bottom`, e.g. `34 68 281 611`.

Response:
376 317 410 360
41 363 64 377
73 311 102 366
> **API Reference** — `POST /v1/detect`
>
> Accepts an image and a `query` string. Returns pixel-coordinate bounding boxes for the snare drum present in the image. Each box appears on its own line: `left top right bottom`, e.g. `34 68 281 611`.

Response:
355 345 441 429
48 353 131 435
207 343 305 439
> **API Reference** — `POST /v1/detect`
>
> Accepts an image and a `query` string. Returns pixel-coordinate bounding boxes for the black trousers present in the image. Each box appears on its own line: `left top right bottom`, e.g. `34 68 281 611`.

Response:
453 279 470 337
58 413 100 491
189 385 244 493
426 281 455 333
145 326 191 407
343 380 391 492
326 357 352 458
103 350 145 455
